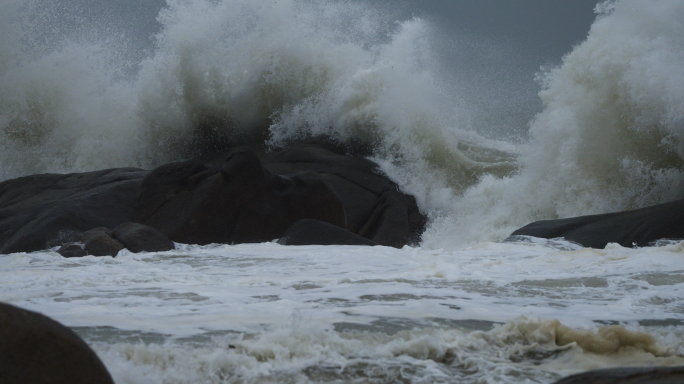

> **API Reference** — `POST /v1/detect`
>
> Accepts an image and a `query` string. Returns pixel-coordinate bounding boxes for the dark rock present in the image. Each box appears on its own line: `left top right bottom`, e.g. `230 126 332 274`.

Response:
82 227 124 257
0 144 427 252
132 147 347 245
509 199 684 248
279 219 379 246
56 243 87 258
0 168 147 254
357 190 424 248
553 366 684 384
0 301 114 384
261 145 427 247
113 222 175 253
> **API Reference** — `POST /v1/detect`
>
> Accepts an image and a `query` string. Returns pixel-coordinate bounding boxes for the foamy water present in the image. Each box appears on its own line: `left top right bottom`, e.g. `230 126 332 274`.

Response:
1 0 684 382
1 240 683 383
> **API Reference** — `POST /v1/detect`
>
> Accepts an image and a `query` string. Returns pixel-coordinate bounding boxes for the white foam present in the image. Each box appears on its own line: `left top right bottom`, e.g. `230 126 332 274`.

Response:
1 0 514 201
2 240 684 382
2 241 684 331
89 317 684 384
423 0 684 247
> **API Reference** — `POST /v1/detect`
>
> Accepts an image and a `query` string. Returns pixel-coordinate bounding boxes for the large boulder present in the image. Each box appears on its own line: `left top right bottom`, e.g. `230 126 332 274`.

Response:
509 199 684 248
0 144 427 252
0 302 114 384
261 145 426 247
553 366 684 384
0 168 147 254
279 219 379 246
132 147 347 245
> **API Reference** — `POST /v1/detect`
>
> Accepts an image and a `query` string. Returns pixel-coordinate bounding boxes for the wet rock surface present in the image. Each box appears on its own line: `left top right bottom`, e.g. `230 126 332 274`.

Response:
509 199 684 248
0 144 427 253
132 146 348 245
56 243 87 258
0 301 115 384
113 222 175 253
279 219 379 246
82 227 125 257
0 168 146 254
61 223 174 257
261 145 426 247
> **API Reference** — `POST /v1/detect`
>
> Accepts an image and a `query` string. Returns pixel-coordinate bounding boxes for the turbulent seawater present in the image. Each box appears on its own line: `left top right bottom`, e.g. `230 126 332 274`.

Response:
2 241 684 383
1 0 684 382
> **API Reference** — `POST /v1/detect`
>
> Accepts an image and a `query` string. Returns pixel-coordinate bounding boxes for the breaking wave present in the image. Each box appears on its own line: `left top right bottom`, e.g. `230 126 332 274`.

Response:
92 317 683 384
1 0 683 246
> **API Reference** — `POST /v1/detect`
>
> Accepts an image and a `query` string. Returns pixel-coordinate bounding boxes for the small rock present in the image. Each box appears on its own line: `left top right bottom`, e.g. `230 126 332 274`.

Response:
56 243 87 258
82 227 124 257
113 222 175 253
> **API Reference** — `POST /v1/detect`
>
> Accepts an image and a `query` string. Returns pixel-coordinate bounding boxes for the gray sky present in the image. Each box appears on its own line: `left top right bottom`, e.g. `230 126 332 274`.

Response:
411 0 598 60
402 0 599 138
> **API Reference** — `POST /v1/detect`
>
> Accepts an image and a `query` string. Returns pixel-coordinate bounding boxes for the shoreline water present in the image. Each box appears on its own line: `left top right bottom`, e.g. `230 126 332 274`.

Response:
2 240 684 383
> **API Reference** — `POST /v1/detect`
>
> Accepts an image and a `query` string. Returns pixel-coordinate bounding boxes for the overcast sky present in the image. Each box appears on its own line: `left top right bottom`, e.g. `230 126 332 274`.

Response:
399 0 599 137
410 0 598 60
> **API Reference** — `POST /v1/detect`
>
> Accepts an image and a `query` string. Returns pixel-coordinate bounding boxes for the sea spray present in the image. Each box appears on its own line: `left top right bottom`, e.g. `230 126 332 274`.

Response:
421 0 684 247
0 0 151 177
0 0 516 193
1 0 684 247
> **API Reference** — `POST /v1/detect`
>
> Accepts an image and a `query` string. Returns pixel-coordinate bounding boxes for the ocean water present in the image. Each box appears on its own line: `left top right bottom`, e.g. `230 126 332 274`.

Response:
1 0 684 383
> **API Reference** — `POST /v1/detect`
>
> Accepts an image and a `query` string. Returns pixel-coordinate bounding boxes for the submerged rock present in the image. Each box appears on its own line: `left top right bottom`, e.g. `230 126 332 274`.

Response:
0 168 147 254
553 366 684 384
279 219 379 246
132 147 347 245
0 302 115 384
509 199 684 248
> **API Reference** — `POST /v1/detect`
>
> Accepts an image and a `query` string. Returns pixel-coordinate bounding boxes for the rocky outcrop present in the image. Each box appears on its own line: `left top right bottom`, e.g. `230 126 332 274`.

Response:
553 366 684 384
0 302 114 384
132 147 348 245
278 219 379 246
0 168 146 254
509 199 684 248
0 144 426 253
261 145 426 247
